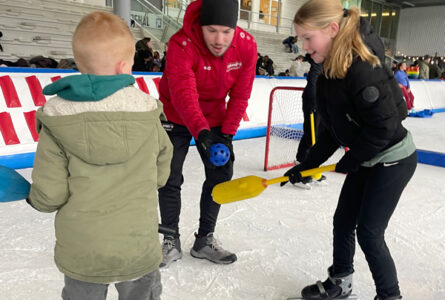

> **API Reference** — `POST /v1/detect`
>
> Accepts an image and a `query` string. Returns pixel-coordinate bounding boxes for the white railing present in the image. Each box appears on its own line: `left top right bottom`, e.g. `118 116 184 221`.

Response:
239 9 294 34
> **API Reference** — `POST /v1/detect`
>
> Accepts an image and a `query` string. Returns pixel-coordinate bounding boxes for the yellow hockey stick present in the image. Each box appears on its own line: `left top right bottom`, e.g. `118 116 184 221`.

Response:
212 164 336 204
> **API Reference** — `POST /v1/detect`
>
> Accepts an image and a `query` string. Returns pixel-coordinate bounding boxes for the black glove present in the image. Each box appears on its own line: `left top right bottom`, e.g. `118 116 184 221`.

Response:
196 130 227 169
219 133 234 161
335 152 361 174
280 164 312 187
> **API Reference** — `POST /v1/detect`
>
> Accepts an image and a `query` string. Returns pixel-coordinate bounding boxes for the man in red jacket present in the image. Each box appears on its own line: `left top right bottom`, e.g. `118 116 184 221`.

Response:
158 0 257 267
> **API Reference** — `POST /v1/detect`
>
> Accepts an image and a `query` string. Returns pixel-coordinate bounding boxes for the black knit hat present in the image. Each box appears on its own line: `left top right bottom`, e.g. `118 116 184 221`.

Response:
200 0 239 29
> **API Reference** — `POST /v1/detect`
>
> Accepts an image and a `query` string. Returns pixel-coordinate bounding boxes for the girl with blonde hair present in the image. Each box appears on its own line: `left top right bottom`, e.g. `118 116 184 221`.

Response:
281 1 417 299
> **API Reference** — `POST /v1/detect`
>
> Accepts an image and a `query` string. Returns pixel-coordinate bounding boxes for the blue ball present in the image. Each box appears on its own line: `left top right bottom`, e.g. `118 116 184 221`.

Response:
209 143 230 167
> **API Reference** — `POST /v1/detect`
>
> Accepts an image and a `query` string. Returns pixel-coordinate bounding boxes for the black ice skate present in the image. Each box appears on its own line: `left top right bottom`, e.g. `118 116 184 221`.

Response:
374 295 402 300
297 266 355 300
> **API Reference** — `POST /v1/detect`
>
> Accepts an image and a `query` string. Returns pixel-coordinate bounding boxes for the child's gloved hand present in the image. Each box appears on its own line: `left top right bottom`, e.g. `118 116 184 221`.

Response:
280 164 311 186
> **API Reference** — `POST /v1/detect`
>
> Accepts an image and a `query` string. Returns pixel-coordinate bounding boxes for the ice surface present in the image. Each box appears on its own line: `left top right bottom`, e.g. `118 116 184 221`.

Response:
0 115 444 300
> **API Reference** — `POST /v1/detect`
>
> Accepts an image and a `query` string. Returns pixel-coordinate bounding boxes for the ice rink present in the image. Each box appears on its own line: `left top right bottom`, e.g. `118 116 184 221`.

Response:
1 114 444 300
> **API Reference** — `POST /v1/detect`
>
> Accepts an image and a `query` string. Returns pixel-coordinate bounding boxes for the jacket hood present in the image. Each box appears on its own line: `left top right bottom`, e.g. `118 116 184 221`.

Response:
36 101 166 165
182 0 238 55
360 17 385 64
42 74 135 101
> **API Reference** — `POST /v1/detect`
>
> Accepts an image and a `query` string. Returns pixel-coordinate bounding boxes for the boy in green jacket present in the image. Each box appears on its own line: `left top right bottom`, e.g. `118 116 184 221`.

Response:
27 11 172 300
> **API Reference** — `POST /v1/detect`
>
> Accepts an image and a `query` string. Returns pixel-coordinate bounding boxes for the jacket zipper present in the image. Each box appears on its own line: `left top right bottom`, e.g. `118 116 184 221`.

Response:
346 113 360 127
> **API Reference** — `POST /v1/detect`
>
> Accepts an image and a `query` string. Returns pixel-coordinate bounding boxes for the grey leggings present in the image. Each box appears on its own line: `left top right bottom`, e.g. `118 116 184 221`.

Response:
62 269 162 300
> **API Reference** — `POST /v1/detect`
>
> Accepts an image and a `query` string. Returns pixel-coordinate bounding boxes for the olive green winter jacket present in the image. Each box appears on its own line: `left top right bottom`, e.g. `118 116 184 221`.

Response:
28 74 173 284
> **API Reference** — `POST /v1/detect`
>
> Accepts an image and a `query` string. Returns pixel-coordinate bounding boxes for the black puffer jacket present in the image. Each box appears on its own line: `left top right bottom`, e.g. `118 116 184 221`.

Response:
300 19 408 170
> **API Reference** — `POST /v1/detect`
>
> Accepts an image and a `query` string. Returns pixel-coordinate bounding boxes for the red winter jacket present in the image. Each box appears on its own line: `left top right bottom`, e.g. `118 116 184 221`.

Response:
159 0 257 138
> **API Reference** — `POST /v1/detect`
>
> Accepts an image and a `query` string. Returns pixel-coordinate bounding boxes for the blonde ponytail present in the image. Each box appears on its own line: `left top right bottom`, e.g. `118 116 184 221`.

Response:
294 0 380 79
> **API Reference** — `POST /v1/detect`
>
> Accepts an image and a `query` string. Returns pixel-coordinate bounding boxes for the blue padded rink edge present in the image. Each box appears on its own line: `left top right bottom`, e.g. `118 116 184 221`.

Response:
1 126 444 169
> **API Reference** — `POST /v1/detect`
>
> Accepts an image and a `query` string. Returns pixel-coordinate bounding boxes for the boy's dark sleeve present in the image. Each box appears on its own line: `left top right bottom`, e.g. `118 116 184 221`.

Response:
28 126 69 213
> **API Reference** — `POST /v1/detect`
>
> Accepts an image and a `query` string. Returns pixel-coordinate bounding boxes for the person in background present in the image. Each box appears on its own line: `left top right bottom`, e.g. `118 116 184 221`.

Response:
260 55 274 76
57 58 76 69
289 54 306 77
259 10 265 23
282 35 299 53
29 56 58 68
27 11 172 300
136 37 153 54
277 69 290 76
282 1 417 299
395 62 414 112
256 52 263 75
158 0 257 268
160 42 168 72
133 49 153 72
429 57 442 79
437 57 445 73
406 62 420 79
418 55 431 79
153 51 162 69
391 61 397 74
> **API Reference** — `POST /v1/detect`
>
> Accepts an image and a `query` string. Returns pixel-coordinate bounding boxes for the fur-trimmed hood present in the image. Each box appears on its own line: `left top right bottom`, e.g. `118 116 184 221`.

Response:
39 78 163 165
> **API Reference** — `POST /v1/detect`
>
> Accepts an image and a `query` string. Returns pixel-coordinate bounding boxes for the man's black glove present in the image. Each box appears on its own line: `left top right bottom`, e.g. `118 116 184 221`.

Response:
335 152 361 174
219 133 234 161
196 130 227 169
280 163 312 187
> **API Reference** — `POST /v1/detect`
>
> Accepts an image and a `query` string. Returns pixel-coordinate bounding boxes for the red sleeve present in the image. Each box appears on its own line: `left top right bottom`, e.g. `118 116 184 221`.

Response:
221 40 257 135
165 37 209 138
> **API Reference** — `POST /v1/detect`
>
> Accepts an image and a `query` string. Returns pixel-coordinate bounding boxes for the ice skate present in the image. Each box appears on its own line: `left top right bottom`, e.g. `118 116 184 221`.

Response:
374 295 402 300
288 266 356 300
287 295 357 300
291 175 313 190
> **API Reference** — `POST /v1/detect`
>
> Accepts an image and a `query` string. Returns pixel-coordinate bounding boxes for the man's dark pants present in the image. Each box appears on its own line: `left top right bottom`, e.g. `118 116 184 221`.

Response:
158 122 233 237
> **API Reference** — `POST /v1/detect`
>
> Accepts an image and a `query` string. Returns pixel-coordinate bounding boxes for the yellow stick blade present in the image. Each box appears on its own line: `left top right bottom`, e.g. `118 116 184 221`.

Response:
212 175 267 204
212 164 337 205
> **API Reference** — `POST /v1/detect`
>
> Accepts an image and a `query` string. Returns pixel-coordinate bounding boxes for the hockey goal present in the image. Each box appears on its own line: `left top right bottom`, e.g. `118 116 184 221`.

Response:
264 86 344 171
264 87 305 171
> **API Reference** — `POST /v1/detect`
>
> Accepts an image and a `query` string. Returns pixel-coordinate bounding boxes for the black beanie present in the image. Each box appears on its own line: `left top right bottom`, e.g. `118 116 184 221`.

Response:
200 0 239 29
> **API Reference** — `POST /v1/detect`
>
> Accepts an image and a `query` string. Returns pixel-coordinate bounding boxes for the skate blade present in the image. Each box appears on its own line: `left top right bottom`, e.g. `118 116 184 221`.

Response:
292 182 312 190
287 294 358 300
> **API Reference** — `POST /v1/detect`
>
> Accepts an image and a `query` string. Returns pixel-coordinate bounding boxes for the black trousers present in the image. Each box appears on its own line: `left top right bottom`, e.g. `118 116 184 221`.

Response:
332 151 417 298
158 122 233 238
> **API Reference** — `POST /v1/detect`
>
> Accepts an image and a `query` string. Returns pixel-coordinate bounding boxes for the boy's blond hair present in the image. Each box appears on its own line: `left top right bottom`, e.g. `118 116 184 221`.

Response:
294 0 379 79
73 11 135 74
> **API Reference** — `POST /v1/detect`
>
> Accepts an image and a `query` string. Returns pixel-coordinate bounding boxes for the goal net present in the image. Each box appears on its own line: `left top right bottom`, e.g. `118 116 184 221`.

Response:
264 86 344 171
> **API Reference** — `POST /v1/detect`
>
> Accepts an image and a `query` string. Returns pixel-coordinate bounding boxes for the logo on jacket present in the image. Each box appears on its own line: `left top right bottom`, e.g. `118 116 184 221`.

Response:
204 66 212 71
227 62 242 72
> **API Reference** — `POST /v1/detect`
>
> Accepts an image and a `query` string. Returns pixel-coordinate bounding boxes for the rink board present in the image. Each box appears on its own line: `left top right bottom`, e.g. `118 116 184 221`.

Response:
1 67 445 169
